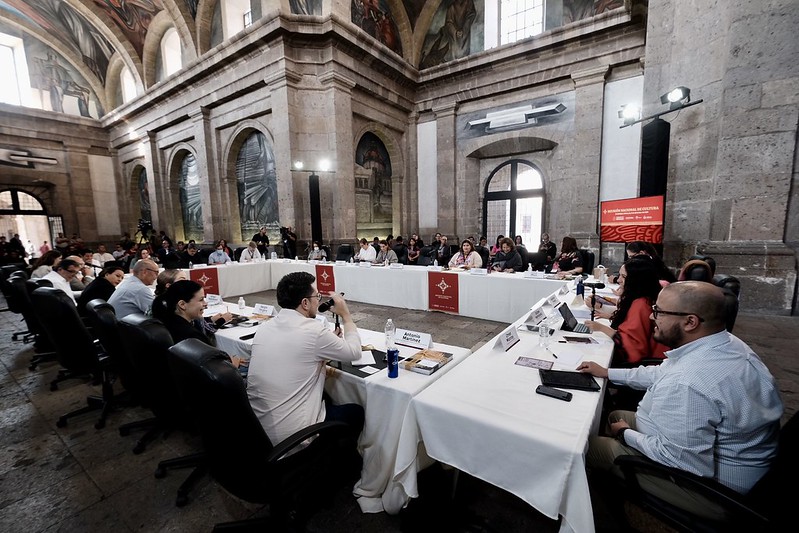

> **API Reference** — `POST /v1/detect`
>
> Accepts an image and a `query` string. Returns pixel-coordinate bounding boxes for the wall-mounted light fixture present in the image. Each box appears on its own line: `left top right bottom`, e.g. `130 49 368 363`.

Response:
292 160 335 245
620 86 702 129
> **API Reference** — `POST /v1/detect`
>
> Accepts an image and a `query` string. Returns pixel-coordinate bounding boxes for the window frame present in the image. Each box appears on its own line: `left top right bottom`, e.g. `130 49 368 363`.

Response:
482 159 546 241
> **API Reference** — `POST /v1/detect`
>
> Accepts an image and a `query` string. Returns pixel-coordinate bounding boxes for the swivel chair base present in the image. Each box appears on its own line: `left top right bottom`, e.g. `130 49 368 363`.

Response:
154 452 208 507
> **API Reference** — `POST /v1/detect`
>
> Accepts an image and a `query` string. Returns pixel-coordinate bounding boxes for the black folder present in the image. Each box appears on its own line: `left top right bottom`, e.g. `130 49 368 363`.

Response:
539 369 600 392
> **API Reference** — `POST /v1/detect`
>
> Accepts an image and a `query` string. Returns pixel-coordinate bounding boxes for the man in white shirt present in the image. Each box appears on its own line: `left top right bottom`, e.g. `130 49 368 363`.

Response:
356 238 376 262
240 241 262 262
43 259 82 305
92 244 115 267
248 272 363 448
108 260 159 318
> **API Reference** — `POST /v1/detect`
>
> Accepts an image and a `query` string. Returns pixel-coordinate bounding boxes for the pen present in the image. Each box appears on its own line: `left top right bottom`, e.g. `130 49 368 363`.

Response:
547 347 558 359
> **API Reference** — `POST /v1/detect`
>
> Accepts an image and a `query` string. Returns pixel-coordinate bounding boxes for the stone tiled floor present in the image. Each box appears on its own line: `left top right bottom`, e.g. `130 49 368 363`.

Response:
1 290 796 532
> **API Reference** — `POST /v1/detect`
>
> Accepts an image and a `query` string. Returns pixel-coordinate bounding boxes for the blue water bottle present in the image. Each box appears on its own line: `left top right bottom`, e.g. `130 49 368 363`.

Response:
576 276 584 297
385 319 399 378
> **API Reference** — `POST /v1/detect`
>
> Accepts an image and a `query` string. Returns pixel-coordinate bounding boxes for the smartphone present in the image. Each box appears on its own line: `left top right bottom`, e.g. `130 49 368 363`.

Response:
536 385 572 402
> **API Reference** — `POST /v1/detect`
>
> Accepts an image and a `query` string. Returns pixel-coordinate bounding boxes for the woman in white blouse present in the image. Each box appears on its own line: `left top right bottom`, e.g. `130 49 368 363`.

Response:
449 239 482 269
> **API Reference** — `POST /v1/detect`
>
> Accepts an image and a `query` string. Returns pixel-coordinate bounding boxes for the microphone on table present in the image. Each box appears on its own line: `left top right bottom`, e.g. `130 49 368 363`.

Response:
583 282 606 289
583 283 605 321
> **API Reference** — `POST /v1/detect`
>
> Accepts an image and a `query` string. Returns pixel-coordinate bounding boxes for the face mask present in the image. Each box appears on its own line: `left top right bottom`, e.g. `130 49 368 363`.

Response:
314 246 319 251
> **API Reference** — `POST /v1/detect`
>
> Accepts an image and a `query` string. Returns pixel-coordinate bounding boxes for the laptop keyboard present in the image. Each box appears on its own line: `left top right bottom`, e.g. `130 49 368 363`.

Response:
572 323 590 333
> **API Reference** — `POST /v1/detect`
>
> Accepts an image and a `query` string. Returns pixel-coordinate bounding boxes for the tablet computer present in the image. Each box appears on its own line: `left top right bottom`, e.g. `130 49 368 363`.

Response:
539 369 600 391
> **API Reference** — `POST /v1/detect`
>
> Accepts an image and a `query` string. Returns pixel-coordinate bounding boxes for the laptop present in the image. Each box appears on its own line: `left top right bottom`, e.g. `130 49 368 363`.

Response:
557 303 591 333
539 369 600 392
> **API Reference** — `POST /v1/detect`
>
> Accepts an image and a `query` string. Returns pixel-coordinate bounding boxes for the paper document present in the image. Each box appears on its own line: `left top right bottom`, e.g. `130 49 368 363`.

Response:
352 350 377 366
359 366 380 375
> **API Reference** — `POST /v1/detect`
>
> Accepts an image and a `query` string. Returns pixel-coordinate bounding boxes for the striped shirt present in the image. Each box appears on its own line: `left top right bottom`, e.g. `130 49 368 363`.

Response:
608 330 783 493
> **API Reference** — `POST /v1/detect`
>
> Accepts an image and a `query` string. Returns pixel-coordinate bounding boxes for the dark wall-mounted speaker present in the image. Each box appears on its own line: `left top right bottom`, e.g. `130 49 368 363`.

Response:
640 118 670 198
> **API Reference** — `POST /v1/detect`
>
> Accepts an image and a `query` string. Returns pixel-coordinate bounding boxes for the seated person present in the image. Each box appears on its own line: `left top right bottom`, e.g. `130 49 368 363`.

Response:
374 240 398 264
435 235 451 264
43 259 83 305
406 237 421 265
77 265 125 316
584 257 668 366
357 238 376 262
538 233 557 265
490 237 522 272
30 250 62 279
130 247 155 270
490 235 505 259
449 239 482 269
177 244 200 268
151 279 242 367
240 241 262 262
108 259 159 318
248 272 364 448
92 244 115 267
308 241 327 261
578 282 783 520
207 240 232 265
391 236 408 263
553 236 583 278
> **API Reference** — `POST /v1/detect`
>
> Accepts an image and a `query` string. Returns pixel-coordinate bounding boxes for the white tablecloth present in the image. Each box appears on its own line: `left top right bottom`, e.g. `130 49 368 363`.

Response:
396 293 613 532
455 271 566 323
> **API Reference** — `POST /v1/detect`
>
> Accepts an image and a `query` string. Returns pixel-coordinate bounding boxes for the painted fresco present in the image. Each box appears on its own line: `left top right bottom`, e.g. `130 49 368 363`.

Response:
179 153 204 242
3 0 114 85
351 0 402 56
138 168 151 222
185 0 198 18
25 37 103 118
355 132 392 226
290 0 322 15
419 0 483 69
92 0 162 59
235 132 279 242
564 0 624 24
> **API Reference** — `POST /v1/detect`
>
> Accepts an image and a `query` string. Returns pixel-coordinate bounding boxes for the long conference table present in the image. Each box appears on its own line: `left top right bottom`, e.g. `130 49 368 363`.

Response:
186 259 566 323
207 281 615 533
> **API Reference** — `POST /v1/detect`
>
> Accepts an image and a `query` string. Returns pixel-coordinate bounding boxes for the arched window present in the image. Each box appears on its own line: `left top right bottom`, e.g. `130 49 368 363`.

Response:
482 159 544 248
120 66 137 103
160 28 182 78
235 131 279 241
0 189 54 258
178 153 204 242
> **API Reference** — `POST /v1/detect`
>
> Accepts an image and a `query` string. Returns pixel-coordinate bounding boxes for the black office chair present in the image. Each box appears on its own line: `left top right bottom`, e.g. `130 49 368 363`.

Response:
167 339 359 531
527 252 547 271
335 244 355 262
30 287 115 428
516 245 529 271
579 249 595 274
417 254 435 266
233 247 246 262
4 270 33 341
392 244 408 264
0 265 24 314
714 275 741 332
117 314 193 454
612 411 797 532
476 246 490 268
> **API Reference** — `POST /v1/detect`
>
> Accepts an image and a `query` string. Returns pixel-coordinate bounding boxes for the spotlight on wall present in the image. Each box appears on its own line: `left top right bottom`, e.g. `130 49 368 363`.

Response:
293 161 304 170
660 86 691 109
618 103 642 125
318 159 331 172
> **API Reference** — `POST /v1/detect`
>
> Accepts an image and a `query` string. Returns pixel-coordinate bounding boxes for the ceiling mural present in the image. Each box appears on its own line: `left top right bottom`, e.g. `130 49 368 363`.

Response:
92 0 162 59
420 0 483 69
351 0 402 56
400 0 425 29
2 0 114 85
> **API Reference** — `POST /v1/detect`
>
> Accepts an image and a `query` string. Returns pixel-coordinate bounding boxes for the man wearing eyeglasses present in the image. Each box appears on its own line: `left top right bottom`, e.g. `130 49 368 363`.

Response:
248 271 363 456
578 281 783 519
108 259 160 318
42 259 83 305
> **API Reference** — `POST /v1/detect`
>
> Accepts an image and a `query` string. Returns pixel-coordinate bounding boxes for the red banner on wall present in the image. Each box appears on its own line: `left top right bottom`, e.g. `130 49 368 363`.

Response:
600 195 664 243
189 267 220 296
315 264 336 294
428 271 460 314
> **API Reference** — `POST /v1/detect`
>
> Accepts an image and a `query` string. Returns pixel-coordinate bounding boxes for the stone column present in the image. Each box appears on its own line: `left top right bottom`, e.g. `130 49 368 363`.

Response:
267 70 302 235
190 106 224 242
62 145 95 241
141 132 164 234
403 111 419 236
569 66 609 251
433 101 458 236
319 71 357 244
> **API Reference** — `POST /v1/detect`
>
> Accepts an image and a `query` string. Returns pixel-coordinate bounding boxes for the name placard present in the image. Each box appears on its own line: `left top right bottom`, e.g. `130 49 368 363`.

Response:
335 260 347 265
359 261 372 268
308 259 319 264
395 328 432 350
469 268 488 276
205 294 222 306
253 303 276 316
428 265 443 271
191 263 208 268
529 306 547 325
546 293 561 307
559 284 570 295
389 263 404 269
282 259 293 263
525 270 544 278
494 327 521 351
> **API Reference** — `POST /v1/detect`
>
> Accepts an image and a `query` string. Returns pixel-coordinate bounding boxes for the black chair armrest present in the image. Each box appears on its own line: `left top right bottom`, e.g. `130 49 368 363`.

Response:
267 420 349 463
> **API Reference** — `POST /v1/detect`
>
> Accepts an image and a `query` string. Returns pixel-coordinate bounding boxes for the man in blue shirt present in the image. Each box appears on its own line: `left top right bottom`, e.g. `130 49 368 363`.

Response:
578 281 783 519
108 259 159 318
207 241 232 265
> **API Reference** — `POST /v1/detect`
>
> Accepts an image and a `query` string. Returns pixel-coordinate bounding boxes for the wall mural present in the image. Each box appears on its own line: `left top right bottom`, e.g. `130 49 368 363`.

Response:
92 0 162 59
179 153 204 242
3 0 114 85
235 131 279 242
25 37 102 118
138 168 151 223
290 0 322 15
401 0 426 29
355 132 392 229
185 0 198 19
419 0 482 69
564 0 624 24
351 0 402 56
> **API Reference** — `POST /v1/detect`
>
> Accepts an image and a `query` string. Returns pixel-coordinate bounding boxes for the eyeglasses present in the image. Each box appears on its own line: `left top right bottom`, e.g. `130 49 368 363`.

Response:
65 269 80 275
651 305 704 322
145 268 159 274
307 293 323 301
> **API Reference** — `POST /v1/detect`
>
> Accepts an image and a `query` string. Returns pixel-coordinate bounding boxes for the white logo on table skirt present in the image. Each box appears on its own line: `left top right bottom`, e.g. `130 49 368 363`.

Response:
320 270 330 282
436 279 450 293
198 273 211 285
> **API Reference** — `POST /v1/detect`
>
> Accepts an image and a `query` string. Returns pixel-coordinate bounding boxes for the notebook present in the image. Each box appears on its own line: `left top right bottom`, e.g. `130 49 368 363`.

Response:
557 303 591 333
539 369 600 392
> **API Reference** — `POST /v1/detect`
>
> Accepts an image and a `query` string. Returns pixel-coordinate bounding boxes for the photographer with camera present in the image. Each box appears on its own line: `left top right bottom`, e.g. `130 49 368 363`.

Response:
280 226 297 258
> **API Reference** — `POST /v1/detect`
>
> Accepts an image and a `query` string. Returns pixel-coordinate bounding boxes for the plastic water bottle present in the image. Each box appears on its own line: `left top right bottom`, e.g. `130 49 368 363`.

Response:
350 256 354 263
539 316 551 347
385 318 395 348
433 259 438 267
238 296 245 310
271 251 277 260
576 277 584 297
385 319 398 378
295 256 299 262
527 263 533 273
188 261 193 270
